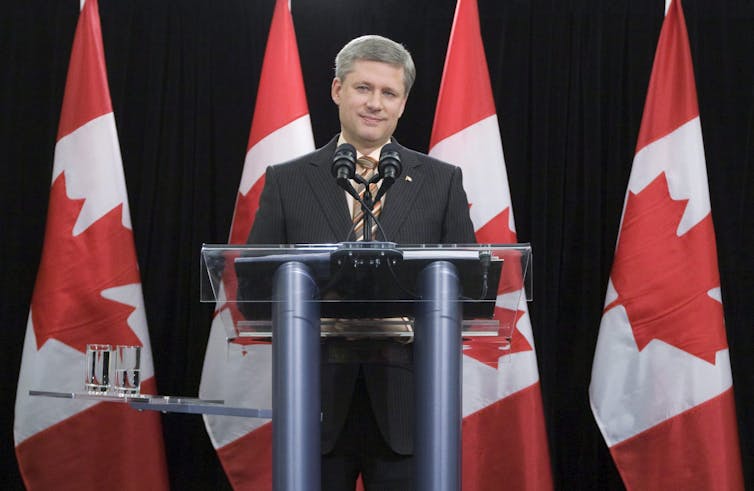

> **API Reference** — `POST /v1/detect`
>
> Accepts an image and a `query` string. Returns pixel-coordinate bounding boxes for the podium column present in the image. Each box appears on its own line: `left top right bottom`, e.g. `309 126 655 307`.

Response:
272 262 321 491
415 260 462 491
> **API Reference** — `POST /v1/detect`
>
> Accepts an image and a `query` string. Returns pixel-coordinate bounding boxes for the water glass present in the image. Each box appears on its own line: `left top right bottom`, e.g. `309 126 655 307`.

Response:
84 344 112 393
112 345 141 395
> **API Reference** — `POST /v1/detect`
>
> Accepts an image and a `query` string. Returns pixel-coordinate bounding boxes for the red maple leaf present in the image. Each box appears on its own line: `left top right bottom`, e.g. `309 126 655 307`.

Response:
31 173 142 352
606 172 726 364
463 306 533 368
461 207 532 367
475 207 516 245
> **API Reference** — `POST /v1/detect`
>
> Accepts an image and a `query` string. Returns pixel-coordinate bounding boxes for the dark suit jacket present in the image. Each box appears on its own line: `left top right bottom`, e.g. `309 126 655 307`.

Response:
247 136 476 454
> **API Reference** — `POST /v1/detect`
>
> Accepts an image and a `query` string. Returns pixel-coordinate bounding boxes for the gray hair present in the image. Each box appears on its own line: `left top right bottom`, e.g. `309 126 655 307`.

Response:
334 35 416 95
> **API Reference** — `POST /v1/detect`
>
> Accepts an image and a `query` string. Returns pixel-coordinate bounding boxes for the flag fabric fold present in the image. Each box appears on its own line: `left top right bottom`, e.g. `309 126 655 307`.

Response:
198 0 314 488
589 1 744 489
429 1 553 489
13 0 169 489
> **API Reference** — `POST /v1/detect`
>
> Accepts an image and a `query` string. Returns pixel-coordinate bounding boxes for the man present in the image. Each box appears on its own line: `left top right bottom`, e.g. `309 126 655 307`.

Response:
248 35 476 490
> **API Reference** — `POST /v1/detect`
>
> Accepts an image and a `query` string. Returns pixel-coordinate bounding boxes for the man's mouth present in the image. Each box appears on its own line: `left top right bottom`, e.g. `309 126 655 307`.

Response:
360 115 383 125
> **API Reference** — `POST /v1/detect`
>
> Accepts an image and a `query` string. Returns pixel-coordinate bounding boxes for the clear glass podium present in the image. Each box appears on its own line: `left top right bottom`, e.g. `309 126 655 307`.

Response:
201 242 532 491
32 242 531 491
202 242 531 339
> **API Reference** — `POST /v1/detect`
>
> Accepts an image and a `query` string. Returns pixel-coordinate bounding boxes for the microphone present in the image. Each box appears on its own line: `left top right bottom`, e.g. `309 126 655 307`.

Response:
373 143 402 204
332 143 357 181
332 143 359 200
346 144 401 241
378 143 402 182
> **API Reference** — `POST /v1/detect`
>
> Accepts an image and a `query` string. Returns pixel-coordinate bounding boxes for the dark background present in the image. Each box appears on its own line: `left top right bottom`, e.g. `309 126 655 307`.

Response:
2 0 752 489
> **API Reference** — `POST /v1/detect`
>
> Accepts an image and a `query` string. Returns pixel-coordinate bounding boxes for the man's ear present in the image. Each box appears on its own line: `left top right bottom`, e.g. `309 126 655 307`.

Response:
331 78 342 105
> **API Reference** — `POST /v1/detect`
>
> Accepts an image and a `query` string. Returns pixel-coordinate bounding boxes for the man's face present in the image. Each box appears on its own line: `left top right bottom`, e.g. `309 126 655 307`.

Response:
331 59 408 154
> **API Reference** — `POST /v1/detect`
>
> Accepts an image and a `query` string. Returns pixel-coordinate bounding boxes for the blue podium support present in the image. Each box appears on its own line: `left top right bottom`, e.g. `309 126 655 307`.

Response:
415 260 462 491
272 262 321 491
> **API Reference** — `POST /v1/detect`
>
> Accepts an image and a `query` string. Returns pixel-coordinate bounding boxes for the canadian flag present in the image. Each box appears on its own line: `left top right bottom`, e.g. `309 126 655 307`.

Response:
13 0 169 489
589 1 744 489
428 0 553 489
198 0 314 488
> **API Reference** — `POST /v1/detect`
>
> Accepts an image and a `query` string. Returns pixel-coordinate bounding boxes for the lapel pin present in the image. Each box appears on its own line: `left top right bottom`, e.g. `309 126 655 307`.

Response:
405 175 413 182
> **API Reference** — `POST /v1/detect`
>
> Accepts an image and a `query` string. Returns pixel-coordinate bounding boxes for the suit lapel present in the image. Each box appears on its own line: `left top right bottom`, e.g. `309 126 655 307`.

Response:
378 142 424 241
304 137 353 240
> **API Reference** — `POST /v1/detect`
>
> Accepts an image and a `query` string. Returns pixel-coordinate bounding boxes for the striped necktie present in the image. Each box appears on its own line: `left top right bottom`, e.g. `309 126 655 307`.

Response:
352 155 380 240
346 155 413 338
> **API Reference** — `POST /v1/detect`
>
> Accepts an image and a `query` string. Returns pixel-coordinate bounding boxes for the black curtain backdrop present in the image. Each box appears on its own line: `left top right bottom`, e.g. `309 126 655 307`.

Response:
2 1 752 489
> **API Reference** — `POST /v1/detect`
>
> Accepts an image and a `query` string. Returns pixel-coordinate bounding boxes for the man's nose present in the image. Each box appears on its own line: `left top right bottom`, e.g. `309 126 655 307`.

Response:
365 92 382 110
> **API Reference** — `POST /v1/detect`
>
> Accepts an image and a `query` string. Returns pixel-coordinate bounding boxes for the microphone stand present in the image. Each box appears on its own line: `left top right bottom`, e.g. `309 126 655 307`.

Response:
362 189 374 242
362 166 400 241
357 171 385 242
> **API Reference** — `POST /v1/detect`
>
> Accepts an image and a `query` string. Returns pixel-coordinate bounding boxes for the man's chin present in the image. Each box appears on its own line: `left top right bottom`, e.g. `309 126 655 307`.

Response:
356 131 389 146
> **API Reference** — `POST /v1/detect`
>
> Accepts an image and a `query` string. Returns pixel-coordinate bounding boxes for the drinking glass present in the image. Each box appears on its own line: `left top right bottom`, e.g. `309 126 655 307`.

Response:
84 344 112 393
112 345 141 395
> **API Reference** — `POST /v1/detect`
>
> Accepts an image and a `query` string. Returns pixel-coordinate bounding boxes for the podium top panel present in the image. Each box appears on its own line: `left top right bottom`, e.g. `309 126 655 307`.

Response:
201 242 531 320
